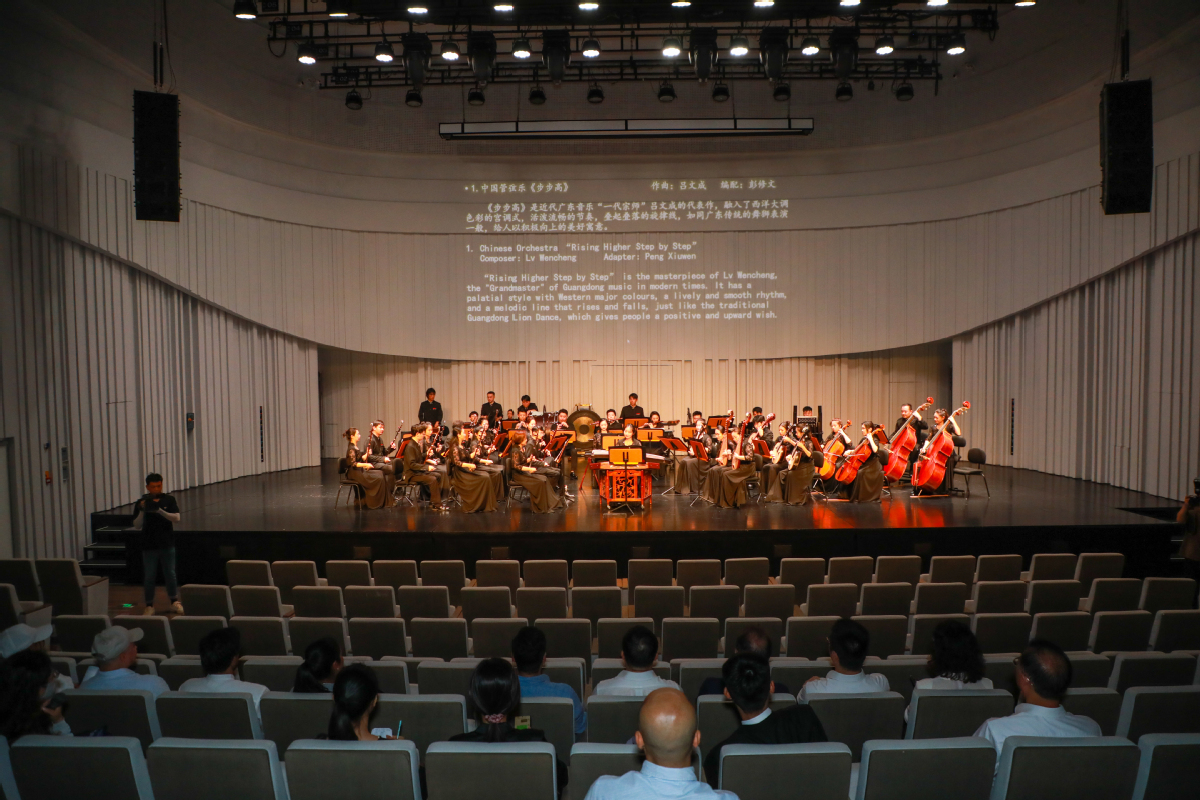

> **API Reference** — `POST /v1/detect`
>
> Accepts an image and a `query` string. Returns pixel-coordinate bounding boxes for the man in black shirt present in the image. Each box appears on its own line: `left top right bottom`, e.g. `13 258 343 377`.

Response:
418 388 443 426
366 420 397 476
132 472 183 615
893 403 929 480
480 391 503 426
702 652 827 787
518 395 539 416
619 393 645 421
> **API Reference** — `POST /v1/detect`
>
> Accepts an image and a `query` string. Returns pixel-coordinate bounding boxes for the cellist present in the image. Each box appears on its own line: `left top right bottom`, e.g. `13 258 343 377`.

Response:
913 408 962 496
892 403 929 482
844 422 890 503
819 419 854 490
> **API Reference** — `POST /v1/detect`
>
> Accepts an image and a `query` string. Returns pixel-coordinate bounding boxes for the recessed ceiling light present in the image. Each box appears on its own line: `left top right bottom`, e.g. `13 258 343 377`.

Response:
494 3 514 11
754 0 774 7
407 5 429 13
927 0 948 6
946 33 966 55
1015 0 1036 5
839 0 860 6
233 0 257 19
672 0 691 6
375 41 395 62
296 41 318 64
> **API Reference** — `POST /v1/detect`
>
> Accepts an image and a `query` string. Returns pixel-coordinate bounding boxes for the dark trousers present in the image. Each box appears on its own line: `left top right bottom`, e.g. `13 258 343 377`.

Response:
143 546 179 605
409 472 442 504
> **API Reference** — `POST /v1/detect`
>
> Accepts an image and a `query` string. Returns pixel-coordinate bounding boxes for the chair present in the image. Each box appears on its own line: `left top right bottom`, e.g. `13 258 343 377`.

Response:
336 471 364 507
628 559 674 592
538 618 592 673
952 447 990 497
905 689 1015 739
542 657 587 700
923 555 977 585
260 692 335 751
231 586 294 618
827 557 874 588
909 614 970 656
856 737 996 800
373 560 420 591
689 585 742 627
720 742 852 800
570 744 648 795
786 616 839 660
661 617 720 661
1080 578 1143 613
874 555 922 588
803 692 906 761
571 587 622 634
226 560 273 587
357 659 410 694
1062 688 1123 736
179 585 235 618
0 558 43 602
911 582 969 615
62 689 161 750
1030 612 1092 652
1026 580 1084 615
1139 578 1197 614
724 618 785 658
779 558 827 598
597 618 655 659
724 557 771 599
270 561 324 605
1089 610 1153 653
634 586 686 632
517 587 568 620
1108 653 1198 694
411 618 470 660
476 560 522 595
2 582 52 628
743 584 796 621
426 742 557 800
586 696 650 744
858 583 912 616
325 560 373 588
990 736 1140 800
677 559 722 592
156 692 262 739
11 735 154 800
1063 652 1116 689
397 586 452 623
518 696 575 767
975 554 1023 583
1115 685 1200 742
852 615 908 658
471 617 529 658
591 659 673 690
231 616 290 656
169 616 228 656
288 617 350 657
113 615 176 658
147 738 288 800
417 660 477 699
34 558 109 615
421 561 468 607
972 613 1033 655
523 560 570 590
868 657 931 705
1149 609 1200 652
801 584 858 618
769 657 837 690
291 585 344 618
460 586 514 629
1074 553 1125 593
1023 553 1079 582
53 614 111 654
677 659 728 704
241 657 305 692
286 739 423 800
344 586 400 619
1131 733 1200 800
970 581 1028 614
571 559 618 587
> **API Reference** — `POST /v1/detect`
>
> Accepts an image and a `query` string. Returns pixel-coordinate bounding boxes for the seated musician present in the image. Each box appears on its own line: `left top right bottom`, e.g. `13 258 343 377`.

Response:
617 423 643 451
519 394 539 415
510 430 563 513
604 408 620 430
761 421 793 502
912 408 962 496
469 419 506 493
894 403 929 482
403 423 449 511
701 426 756 508
516 408 531 429
365 420 397 478
506 409 515 421
342 428 395 509
845 422 890 503
467 410 480 428
447 424 498 513
553 409 577 479
670 412 716 495
619 393 645 422
641 411 664 429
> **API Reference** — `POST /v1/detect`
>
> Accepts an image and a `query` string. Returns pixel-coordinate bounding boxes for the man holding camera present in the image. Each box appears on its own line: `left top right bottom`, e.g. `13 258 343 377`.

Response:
132 472 184 615
1178 477 1200 608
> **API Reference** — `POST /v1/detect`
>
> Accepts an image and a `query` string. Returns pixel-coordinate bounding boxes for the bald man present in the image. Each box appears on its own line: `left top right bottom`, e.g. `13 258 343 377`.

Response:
583 688 738 800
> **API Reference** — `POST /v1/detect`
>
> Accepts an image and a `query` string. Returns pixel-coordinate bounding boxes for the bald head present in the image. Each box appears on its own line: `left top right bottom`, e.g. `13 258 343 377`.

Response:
635 688 699 768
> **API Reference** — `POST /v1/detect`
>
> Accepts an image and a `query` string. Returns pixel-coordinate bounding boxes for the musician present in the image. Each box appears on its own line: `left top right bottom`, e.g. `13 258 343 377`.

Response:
819 419 854 491
418 388 443 426
617 423 643 451
782 423 823 506
516 408 531 430
619 394 645 422
604 408 620 429
481 391 503 426
752 413 775 445
506 409 515 421
510 430 563 513
403 423 448 511
701 426 756 508
519 395 539 414
670 413 714 495
467 411 480 428
893 403 929 480
469 419 506 495
761 421 793 501
845 422 889 503
531 425 570 497
365 421 397 478
913 408 962 496
342 428 395 509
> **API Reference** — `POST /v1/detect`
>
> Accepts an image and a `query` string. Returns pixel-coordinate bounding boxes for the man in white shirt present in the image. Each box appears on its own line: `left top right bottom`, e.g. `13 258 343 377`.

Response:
78 626 169 697
179 626 268 717
974 640 1101 762
799 618 890 700
593 625 680 697
583 687 737 800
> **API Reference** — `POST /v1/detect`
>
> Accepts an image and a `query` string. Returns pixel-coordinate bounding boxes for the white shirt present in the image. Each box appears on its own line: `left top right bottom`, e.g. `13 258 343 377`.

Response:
583 760 738 800
78 667 170 698
799 670 890 701
593 670 681 697
973 703 1102 763
179 673 269 716
742 708 771 726
905 677 994 722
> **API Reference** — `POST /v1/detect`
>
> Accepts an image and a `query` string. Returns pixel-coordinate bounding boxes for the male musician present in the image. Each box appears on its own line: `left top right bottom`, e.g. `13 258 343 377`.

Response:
418 388 443 426
605 408 620 428
552 409 577 479
366 420 397 476
467 411 480 428
893 403 929 481
480 391 503 426
403 423 447 510
526 424 569 497
801 406 814 417
619 393 645 421
516 408 531 429
913 408 962 496
519 395 539 414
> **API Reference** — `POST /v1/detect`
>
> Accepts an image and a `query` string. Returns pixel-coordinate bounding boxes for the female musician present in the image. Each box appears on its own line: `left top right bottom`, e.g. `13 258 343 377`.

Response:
701 426 756 508
671 415 714 494
761 422 794 502
819 419 854 492
912 408 963 496
845 422 889 503
510 431 563 513
782 424 822 506
469 421 507 496
617 423 643 451
341 428 395 509
447 425 498 513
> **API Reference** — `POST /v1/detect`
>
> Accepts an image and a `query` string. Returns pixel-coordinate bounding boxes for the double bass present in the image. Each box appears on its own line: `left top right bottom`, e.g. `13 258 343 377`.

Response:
912 402 971 491
834 424 889 485
816 420 851 481
883 398 934 481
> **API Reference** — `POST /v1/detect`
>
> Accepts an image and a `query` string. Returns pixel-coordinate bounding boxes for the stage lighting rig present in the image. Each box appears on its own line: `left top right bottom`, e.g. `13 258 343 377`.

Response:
467 86 486 105
587 83 604 103
829 28 859 80
468 32 498 84
511 37 532 59
542 30 571 85
658 81 676 102
345 89 362 109
689 28 718 83
712 82 730 101
402 33 431 90
758 27 789 83
529 85 547 104
233 0 257 20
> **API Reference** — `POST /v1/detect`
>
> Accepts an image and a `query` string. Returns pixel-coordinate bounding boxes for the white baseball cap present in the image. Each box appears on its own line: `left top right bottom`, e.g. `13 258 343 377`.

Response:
92 626 144 662
0 623 53 658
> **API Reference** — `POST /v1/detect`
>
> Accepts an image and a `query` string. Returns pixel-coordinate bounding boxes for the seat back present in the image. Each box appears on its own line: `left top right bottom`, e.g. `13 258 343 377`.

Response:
697 694 797 761
471 617 530 658
179 585 235 619
537 618 592 676
770 658 837 693
156 691 261 739
570 744 646 796
231 586 287 618
571 587 622 632
541 658 586 700
230 616 290 656
349 617 408 659
627 559 674 592
688 585 741 626
113 615 175 658
874 555 922 587
290 585 343 618
53 613 111 653
856 737 995 800
927 555 976 585
906 689 1015 739
516 587 568 620
590 658 672 686
1115 685 1200 741
571 560 618 587
787 616 840 660
913 582 969 615
827 557 874 588
397 586 451 623
421 561 468 606
1149 609 1200 652
973 581 1028 614
288 617 349 657
269 561 321 605
33 559 86 615
1108 653 1197 694
226 560 273 587
459 586 513 627
633 586 686 630
417 660 477 701
1064 652 1115 690
779 558 827 600
0 558 42 601
1074 553 1125 592
1028 553 1079 582
285 739 423 800
586 696 648 744
410 618 470 660
1131 733 1200 800
975 554 1022 583
677 658 727 704
148 738 287 800
518 696 575 766
866 657 930 705
852 615 908 658
1027 580 1084 616
858 583 911 616
12 735 154 800
372 560 420 591
1030 611 1092 651
475 560 522 595
241 657 305 692
1140 578 1197 614
910 614 970 656
1087 578 1144 613
377 695 468 758
523 560 569 590
1089 610 1153 653
597 618 656 659
261 692 333 750
724 618 785 658
744 584 796 621
805 584 858 619
169 616 228 656
991 736 1139 800
344 586 398 619
326 560 373 589
355 659 410 695
156 657 208 690
426 742 557 800
660 617 720 661
723 558 771 597
804 692 906 761
971 613 1032 655
62 689 160 750
1062 688 1123 736
720 742 852 800
676 559 722 592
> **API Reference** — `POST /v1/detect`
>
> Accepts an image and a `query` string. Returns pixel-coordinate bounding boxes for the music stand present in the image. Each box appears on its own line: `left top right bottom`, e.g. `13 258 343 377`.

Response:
622 417 649 429
637 429 665 443
501 420 518 431
606 446 645 516
706 416 728 431
753 438 771 458
601 433 624 449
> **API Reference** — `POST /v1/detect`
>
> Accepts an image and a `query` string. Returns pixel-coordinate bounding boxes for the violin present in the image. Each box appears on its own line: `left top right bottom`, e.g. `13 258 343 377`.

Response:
834 424 889 485
816 419 851 481
913 402 971 491
884 398 934 481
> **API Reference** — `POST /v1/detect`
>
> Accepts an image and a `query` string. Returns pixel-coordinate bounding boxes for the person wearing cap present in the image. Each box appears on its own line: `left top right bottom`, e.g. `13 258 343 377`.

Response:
0 623 74 694
78 626 169 697
179 627 268 717
132 472 184 616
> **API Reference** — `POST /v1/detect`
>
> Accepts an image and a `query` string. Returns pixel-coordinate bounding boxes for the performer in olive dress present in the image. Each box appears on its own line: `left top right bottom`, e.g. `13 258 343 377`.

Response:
447 425 498 513
510 430 563 513
701 426 756 508
846 422 889 503
671 413 715 495
782 424 822 506
341 428 395 509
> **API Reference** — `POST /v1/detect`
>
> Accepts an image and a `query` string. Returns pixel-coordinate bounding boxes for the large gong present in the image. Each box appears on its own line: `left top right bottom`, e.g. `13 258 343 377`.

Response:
567 407 602 444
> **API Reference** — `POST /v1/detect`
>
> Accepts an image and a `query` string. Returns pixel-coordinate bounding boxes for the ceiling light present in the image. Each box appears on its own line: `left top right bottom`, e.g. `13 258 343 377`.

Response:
926 0 948 5
672 0 691 6
662 36 682 57
407 5 429 12
578 1 598 8
296 41 318 65
406 88 423 107
529 85 546 104
835 81 853 101
946 33 966 55
800 36 820 56
754 0 774 6
689 27 717 81
375 40 395 62
587 83 604 103
233 0 257 19
344 89 362 109
894 81 914 101
773 82 790 101
441 40 461 61
494 3 514 10
839 0 860 6
1015 0 1036 5
511 38 532 58
582 38 601 58
658 81 676 102
729 35 749 57
874 35 894 55
467 86 485 105
327 1 350 17
712 82 729 101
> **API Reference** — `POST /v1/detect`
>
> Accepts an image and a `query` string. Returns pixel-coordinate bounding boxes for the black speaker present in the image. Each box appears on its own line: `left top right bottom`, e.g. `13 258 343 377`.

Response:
133 90 180 222
1100 79 1153 215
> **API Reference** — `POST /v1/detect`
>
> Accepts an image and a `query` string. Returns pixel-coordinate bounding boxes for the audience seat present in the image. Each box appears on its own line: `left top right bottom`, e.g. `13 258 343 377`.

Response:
1089 610 1153 653
231 616 291 656
826 557 874 588
1029 612 1092 652
113 615 175 658
787 616 841 660
519 696 575 765
1148 609 1200 652
1107 652 1197 694
285 739 423 800
241 656 304 692
1060 651 1114 689
779 558 827 601
421 561 468 607
34 558 109 616
516 587 568 621
770 658 836 691
410 618 470 660
523 560 569 590
1023 553 1079 582
459 586 514 629
156 691 262 739
231 586 294 618
590 658 672 687
226 560 273 587
0 558 44 603
724 557 771 600
325 559 374 589
597 618 654 658
697 694 797 761
1062 688 1123 736
1026 580 1084 616
804 692 905 761
911 582 969 615
571 587 623 634
570 744 647 795
344 586 400 619
397 586 453 623
676 559 722 593
852 615 908 658
372 560 420 591
1115 685 1200 742
858 583 912 616
975 554 1022 583
868 657 929 705
968 581 1028 614
536 618 592 675
571 559 618 588
348 617 409 659
1 582 52 629
1080 578 1142 613
909 614 970 656
260 692 334 751
627 559 673 592
855 737 996 800
661 617 720 661
0 738 18 799
475 560 522 595
417 659 478 699
62 689 161 751
470 617 530 658
180 585 235 619
1139 578 1197 614
905 689 1014 739
677 658 727 704
921 555 976 585
972 613 1033 655
720 742 852 800
11 735 154 800
873 555 922 589
426 742 557 800
52 614 110 654
688 585 742 626
147 738 288 800
634 586 686 632
169 616 228 656
156 657 207 691
990 736 1139 800
270 561 325 605
802 584 858 619
724 618 785 658
541 658 586 700
585 696 649 744
1131 733 1200 800
288 617 349 657
1074 553 1125 593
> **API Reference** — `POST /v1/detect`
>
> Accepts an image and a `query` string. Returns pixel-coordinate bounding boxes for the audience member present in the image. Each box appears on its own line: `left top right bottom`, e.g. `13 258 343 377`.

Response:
584 687 737 800
512 626 586 737
593 626 680 697
78 627 169 697
1 623 73 693
702 653 826 787
799 619 889 700
179 627 268 715
905 619 993 722
973 640 1100 762
697 627 790 697
294 636 343 693
327 663 395 741
0 650 70 741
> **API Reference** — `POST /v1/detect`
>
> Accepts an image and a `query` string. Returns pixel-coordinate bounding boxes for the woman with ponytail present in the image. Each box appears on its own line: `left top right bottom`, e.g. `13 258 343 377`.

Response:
325 663 396 741
293 637 343 693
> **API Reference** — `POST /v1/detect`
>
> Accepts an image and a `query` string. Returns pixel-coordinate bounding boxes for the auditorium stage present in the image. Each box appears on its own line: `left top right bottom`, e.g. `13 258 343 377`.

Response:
94 461 1182 586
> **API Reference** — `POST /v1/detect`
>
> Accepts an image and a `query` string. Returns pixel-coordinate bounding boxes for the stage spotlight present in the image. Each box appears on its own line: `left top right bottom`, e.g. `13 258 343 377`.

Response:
662 36 682 58
729 35 749 57
800 36 820 56
494 3 514 10
512 38 532 58
758 27 789 82
658 81 676 102
689 28 718 82
529 85 547 104
830 28 858 79
233 0 257 19
441 40 461 61
835 81 853 101
773 82 790 101
345 89 362 109
375 40 395 63
403 32 432 88
946 33 966 55
542 30 571 84
327 0 350 17
407 5 429 12
874 35 894 55
467 86 485 105
579 1 598 8
587 83 604 103
582 38 601 58
712 82 730 101
405 88 423 107
297 41 318 65
468 32 498 83
894 81 914 101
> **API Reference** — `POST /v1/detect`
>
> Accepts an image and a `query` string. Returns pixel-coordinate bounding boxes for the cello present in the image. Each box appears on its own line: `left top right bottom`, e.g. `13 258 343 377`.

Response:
883 398 934 481
816 420 851 481
834 423 889 485
912 402 971 491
